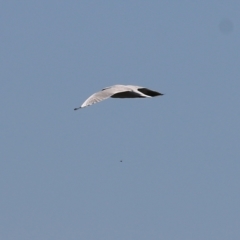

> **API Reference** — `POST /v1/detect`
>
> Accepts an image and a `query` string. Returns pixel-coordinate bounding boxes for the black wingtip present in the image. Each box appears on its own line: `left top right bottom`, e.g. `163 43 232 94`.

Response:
138 88 164 97
74 107 81 111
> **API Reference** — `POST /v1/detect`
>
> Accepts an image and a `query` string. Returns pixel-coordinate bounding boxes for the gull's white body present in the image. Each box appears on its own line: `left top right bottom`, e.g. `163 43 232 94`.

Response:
74 84 163 110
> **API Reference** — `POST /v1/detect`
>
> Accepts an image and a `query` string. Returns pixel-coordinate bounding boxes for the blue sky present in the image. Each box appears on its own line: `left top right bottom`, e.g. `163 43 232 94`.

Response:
1 1 240 239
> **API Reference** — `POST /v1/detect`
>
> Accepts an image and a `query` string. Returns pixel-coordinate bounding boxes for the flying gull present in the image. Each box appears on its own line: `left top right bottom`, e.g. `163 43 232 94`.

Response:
74 84 163 110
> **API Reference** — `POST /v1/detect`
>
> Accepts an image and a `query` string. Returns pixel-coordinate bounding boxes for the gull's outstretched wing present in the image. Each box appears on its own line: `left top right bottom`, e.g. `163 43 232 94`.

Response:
74 90 113 110
74 84 163 110
74 85 133 109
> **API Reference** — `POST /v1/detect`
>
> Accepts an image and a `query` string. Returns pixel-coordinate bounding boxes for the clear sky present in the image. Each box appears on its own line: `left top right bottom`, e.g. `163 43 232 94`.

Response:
1 1 240 239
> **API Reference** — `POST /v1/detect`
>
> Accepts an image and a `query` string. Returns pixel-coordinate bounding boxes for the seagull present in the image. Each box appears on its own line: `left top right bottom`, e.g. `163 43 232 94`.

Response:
74 84 163 110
